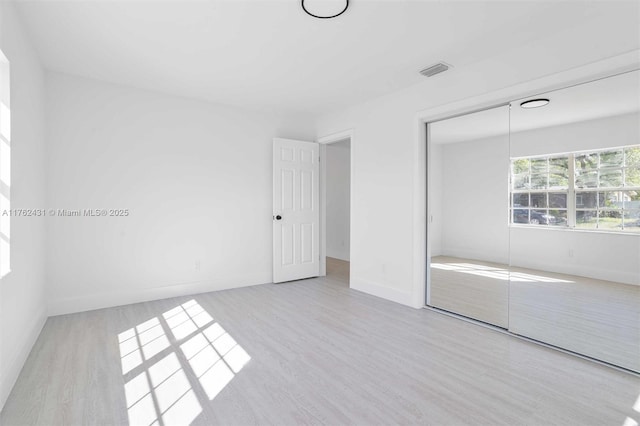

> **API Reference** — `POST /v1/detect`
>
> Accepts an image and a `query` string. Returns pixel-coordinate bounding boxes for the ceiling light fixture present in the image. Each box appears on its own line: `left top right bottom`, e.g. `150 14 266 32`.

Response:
301 0 349 19
520 98 550 109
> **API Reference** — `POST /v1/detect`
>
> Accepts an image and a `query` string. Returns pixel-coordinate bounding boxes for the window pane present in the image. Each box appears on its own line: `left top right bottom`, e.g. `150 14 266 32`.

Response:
626 167 640 187
530 174 547 189
599 168 623 187
576 210 597 229
549 156 568 170
597 192 606 208
531 158 547 173
575 153 598 171
625 146 640 167
548 174 568 189
576 192 598 208
575 171 598 188
623 190 640 209
599 150 623 168
512 193 528 207
549 157 569 181
598 210 622 231
513 173 529 190
549 156 568 189
549 193 567 208
530 209 549 225
512 158 530 174
623 210 640 232
601 191 623 209
530 193 547 208
548 209 567 226
513 209 529 224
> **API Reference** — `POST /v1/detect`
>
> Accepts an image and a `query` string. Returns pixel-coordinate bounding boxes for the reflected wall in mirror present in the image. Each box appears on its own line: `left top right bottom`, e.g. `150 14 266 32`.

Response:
428 105 510 328
508 70 640 372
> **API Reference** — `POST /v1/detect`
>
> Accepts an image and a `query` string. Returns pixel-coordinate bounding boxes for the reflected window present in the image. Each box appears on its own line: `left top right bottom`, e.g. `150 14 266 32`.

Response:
510 155 569 227
510 145 640 232
0 50 10 278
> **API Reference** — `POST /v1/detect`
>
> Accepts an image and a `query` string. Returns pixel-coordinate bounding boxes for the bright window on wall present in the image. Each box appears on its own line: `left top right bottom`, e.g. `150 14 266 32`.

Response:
0 49 10 277
510 145 640 233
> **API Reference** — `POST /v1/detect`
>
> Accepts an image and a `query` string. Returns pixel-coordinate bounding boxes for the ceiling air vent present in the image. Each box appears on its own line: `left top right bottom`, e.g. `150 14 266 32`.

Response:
419 62 451 78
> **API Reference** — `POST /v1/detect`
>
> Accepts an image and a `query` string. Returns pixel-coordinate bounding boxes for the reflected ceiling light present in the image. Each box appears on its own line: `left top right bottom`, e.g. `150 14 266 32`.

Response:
520 98 550 109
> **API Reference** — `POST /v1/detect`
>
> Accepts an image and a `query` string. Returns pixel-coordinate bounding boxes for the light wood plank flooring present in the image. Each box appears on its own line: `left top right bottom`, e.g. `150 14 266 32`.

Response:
1 260 639 426
326 257 349 283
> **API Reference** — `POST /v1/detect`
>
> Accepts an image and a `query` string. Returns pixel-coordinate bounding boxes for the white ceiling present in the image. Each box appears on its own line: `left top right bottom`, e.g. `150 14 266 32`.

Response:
13 0 640 115
431 70 640 145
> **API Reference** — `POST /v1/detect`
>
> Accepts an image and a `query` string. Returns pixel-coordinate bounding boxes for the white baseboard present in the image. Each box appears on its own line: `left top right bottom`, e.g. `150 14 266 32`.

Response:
350 277 416 308
442 248 509 265
0 309 47 412
48 273 271 317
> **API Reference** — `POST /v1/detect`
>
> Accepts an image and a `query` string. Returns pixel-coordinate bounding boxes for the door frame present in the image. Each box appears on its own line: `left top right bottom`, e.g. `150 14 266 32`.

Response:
317 129 354 279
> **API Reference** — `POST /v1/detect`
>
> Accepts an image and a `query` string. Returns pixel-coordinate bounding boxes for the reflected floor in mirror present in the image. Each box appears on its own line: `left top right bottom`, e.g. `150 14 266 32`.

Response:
430 255 640 372
430 256 510 328
2 265 639 426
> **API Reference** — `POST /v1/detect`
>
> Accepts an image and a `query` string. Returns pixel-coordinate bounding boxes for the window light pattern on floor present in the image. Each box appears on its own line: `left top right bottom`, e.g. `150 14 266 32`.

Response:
623 393 640 426
431 262 573 283
118 300 251 426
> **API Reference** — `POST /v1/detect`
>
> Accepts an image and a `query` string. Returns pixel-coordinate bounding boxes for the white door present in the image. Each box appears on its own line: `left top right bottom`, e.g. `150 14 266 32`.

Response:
273 138 320 283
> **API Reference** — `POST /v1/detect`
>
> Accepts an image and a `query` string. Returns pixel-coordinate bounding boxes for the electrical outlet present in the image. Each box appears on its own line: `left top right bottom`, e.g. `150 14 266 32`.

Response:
195 260 201 272
568 249 574 258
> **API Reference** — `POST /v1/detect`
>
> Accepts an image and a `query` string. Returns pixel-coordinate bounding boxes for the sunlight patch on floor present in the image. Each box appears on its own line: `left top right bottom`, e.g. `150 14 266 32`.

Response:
118 299 251 425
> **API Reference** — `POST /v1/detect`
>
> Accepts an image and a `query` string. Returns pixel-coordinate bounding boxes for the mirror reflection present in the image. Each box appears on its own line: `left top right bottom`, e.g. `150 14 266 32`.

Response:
508 70 640 372
428 105 510 328
427 70 640 373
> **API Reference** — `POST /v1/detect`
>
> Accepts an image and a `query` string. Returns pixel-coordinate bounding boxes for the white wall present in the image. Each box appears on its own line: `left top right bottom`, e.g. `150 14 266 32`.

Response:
326 140 350 261
0 2 47 411
438 134 510 264
45 72 315 315
315 15 640 307
510 112 640 157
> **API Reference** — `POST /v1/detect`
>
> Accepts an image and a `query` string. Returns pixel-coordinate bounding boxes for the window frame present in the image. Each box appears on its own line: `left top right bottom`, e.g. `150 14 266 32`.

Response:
510 145 640 234
0 49 9 278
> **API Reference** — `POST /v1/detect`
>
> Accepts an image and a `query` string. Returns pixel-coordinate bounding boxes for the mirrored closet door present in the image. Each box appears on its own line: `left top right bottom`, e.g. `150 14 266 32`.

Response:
507 70 640 372
427 70 640 373
427 105 510 328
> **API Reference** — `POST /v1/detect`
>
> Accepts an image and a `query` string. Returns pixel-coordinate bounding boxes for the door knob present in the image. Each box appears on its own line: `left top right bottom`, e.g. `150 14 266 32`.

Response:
275 215 282 220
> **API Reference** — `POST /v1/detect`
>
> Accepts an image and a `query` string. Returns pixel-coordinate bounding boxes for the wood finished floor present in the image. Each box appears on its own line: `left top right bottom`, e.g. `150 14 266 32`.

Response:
1 258 639 426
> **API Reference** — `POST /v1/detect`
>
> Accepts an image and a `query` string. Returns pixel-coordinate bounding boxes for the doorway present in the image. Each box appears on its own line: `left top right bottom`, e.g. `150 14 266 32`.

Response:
319 131 352 285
